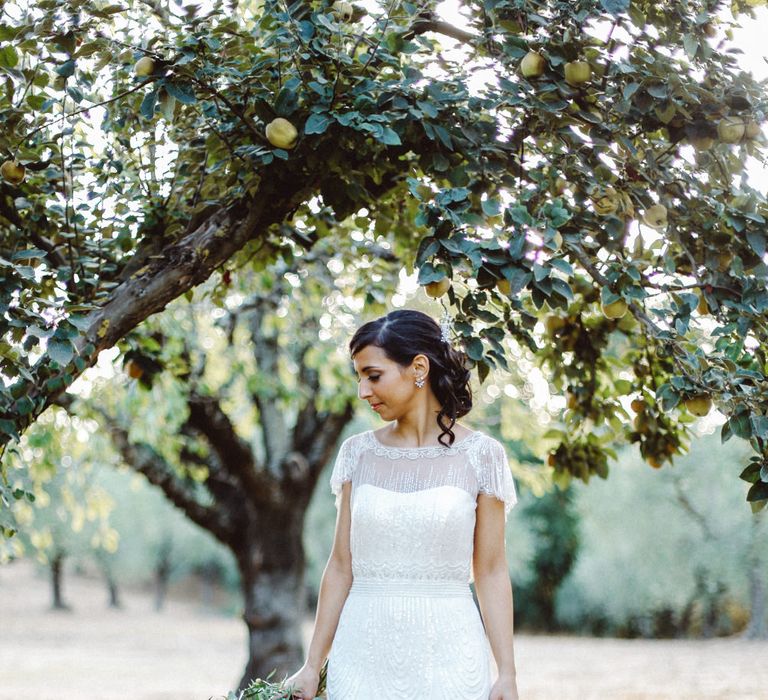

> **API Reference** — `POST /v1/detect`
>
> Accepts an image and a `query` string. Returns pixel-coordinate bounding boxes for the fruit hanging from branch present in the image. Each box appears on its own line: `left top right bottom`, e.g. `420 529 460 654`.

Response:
520 51 546 79
564 60 591 87
685 394 713 417
332 1 354 22
717 116 746 144
424 278 451 298
133 56 155 77
266 117 298 149
601 299 628 320
641 204 668 230
0 160 25 185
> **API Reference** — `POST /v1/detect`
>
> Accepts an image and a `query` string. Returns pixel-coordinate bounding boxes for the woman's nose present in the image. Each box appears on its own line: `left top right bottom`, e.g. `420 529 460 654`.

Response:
358 381 371 400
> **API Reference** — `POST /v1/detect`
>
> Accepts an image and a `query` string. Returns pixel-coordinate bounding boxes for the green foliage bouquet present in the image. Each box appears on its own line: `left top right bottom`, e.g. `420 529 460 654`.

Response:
215 662 327 700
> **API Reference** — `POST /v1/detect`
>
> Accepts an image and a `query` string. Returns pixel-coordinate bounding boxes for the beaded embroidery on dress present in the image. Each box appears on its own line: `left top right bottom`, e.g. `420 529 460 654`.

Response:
326 429 517 700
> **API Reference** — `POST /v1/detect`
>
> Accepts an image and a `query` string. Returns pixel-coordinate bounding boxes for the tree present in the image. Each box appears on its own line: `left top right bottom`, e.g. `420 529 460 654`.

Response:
4 408 119 608
2 1 768 511
69 261 358 687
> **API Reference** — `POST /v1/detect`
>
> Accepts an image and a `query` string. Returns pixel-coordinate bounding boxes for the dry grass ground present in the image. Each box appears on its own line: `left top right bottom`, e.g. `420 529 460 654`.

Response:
1 559 767 700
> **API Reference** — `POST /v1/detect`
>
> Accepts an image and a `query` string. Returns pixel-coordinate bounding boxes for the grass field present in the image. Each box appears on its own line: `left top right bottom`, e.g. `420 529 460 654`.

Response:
1 559 767 700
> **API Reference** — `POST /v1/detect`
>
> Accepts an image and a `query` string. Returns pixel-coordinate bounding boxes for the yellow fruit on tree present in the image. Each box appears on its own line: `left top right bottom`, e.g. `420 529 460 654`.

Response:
125 359 144 379
717 251 733 272
745 120 762 140
601 299 628 319
545 315 566 335
496 278 511 295
425 278 451 298
630 398 645 413
646 455 663 469
0 160 25 185
134 56 155 77
641 203 668 230
717 116 746 144
266 117 298 149
564 61 591 86
685 394 712 417
520 51 547 78
332 0 354 21
593 187 620 216
689 134 715 150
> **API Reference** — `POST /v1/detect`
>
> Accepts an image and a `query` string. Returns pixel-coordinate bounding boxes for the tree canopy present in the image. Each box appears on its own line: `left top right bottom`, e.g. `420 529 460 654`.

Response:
1 0 768 515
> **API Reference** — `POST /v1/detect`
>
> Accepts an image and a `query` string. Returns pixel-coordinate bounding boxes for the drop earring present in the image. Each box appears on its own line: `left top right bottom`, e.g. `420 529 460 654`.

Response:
415 376 426 388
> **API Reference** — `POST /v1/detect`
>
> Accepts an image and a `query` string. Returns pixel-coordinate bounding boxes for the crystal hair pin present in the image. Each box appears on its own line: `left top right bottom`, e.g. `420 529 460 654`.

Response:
439 307 453 345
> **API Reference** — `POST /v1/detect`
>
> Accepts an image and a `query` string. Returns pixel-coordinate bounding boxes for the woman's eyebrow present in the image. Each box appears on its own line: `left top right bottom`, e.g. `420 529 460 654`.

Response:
354 365 381 375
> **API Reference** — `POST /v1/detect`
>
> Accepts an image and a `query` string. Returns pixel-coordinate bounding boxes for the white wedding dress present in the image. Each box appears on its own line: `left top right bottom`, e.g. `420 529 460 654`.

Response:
326 429 517 700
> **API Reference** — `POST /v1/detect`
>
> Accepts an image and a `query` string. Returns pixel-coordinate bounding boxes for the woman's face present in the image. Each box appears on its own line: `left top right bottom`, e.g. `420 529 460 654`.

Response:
352 345 426 420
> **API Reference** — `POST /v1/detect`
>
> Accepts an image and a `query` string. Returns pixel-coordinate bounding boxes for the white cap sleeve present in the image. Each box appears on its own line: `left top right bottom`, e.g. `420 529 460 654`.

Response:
476 435 518 518
329 436 358 507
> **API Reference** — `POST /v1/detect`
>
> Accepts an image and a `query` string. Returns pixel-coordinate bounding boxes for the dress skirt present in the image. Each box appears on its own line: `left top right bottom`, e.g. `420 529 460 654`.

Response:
327 578 492 700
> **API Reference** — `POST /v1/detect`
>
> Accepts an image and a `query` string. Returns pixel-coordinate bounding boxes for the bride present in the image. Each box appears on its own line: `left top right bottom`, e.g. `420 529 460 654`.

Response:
285 308 520 700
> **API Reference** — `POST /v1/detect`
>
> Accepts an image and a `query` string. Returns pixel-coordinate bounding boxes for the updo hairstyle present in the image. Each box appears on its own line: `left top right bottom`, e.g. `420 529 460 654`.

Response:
349 309 473 447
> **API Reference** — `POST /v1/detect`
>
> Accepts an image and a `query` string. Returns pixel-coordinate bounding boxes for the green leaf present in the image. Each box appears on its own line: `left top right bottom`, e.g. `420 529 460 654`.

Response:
740 463 760 483
482 198 501 217
550 278 573 301
600 0 630 15
140 89 157 119
14 396 34 415
274 87 298 116
623 82 641 101
550 258 574 275
683 34 698 60
746 230 766 257
0 45 19 69
417 262 445 284
304 113 331 135
47 340 74 366
729 413 752 440
464 337 484 361
752 416 768 439
378 127 402 146
164 81 196 104
55 59 76 78
747 480 768 503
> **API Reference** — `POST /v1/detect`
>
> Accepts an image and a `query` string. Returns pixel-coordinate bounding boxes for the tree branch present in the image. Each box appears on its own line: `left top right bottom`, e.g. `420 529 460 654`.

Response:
246 298 290 475
85 402 238 546
403 12 477 45
186 391 282 507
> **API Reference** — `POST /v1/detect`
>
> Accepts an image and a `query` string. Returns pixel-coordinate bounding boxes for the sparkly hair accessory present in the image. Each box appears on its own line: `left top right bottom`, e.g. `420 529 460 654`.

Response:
439 306 454 345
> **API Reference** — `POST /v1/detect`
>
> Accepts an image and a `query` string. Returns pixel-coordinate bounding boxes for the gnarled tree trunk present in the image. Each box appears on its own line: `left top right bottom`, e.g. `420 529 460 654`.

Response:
237 507 308 687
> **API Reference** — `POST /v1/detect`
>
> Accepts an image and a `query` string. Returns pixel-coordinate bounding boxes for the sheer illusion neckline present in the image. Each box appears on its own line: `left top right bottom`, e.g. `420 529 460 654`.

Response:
367 429 482 459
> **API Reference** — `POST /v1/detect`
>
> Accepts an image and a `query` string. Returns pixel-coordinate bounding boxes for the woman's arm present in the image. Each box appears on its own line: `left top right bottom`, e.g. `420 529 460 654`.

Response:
473 493 519 700
306 481 354 668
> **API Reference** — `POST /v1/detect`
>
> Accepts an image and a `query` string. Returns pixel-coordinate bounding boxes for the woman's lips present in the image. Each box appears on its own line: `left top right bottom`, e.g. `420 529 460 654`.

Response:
371 403 383 411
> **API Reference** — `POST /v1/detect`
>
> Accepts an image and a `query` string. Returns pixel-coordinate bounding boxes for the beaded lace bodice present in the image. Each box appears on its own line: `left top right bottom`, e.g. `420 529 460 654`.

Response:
329 429 517 584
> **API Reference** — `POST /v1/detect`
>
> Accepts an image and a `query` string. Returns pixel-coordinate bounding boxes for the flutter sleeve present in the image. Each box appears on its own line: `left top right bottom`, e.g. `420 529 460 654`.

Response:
475 435 518 518
329 435 359 508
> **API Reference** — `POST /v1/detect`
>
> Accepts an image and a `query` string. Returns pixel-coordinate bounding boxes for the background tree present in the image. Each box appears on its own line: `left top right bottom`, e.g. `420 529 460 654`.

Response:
5 408 119 609
1 0 767 518
68 254 363 686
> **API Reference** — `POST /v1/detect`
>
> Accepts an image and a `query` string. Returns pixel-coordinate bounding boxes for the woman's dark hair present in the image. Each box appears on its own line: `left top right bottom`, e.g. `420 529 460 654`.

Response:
349 309 473 447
